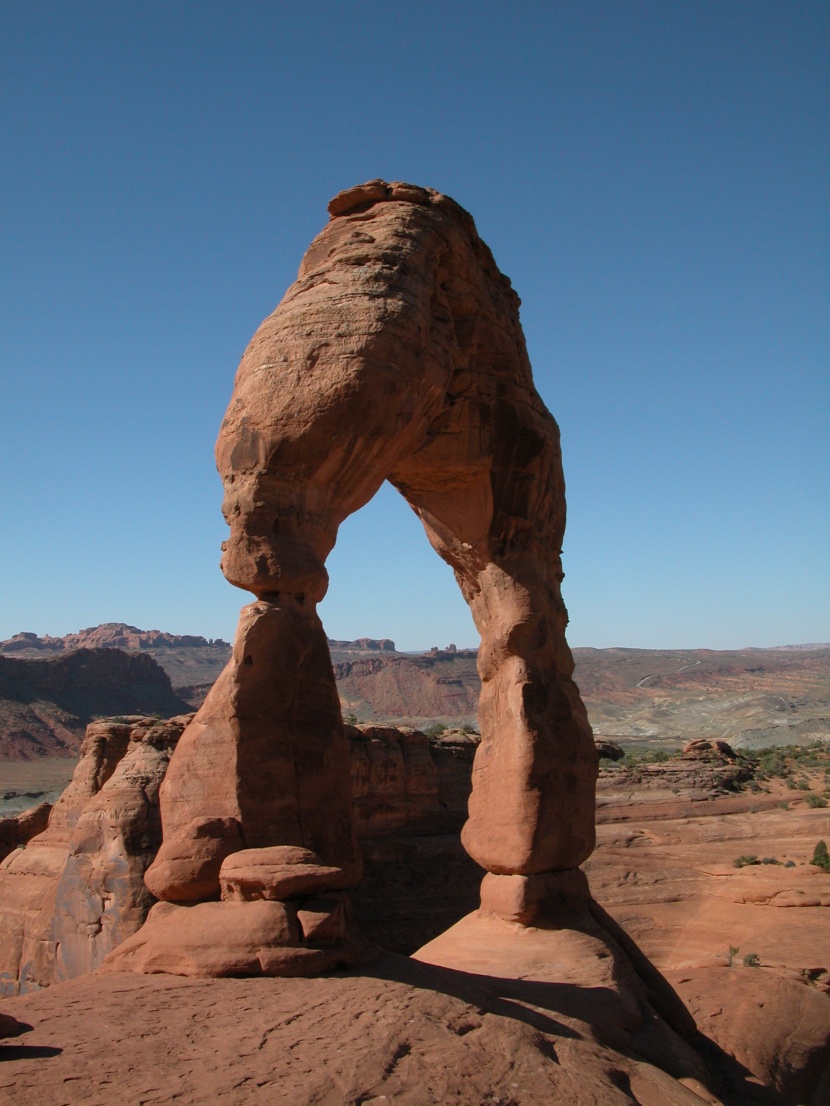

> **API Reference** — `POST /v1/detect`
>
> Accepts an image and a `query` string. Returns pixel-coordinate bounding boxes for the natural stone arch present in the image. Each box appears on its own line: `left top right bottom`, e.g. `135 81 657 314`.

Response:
128 181 597 975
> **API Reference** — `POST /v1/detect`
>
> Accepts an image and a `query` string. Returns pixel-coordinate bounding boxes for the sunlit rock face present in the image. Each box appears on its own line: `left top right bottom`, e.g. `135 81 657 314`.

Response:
135 180 596 976
0 716 190 996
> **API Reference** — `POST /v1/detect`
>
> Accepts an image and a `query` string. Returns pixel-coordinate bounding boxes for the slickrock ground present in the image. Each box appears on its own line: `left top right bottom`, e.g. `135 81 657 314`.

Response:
2 744 828 1104
587 750 830 1104
0 952 764 1106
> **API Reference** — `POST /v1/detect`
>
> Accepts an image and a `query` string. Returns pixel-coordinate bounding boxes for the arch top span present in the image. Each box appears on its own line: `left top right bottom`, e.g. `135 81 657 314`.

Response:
140 182 596 972
215 178 596 876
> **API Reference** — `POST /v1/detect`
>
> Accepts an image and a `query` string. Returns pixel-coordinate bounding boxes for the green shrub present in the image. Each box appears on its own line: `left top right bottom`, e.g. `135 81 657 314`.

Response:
811 841 830 872
742 953 761 968
733 855 760 868
726 945 740 967
806 794 828 808
424 723 447 738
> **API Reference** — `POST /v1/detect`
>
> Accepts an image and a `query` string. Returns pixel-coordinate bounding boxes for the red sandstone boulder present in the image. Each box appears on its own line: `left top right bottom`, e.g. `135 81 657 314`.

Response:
682 739 737 761
218 846 349 901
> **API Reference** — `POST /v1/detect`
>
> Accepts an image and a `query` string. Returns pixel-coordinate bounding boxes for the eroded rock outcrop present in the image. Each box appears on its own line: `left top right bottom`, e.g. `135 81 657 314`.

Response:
0 715 191 995
0 803 51 864
125 180 596 977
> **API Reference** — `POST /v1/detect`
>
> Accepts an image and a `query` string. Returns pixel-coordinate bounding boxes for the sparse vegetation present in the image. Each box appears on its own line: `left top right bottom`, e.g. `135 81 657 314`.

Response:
424 723 447 738
811 841 830 872
733 855 760 868
806 794 828 808
742 953 761 968
619 748 675 767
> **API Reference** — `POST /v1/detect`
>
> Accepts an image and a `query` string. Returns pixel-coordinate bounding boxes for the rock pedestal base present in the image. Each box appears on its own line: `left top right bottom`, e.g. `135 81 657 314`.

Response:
105 845 367 978
413 888 717 1102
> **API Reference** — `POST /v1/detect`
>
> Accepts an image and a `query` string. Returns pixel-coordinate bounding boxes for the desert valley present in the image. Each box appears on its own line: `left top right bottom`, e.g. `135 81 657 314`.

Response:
1 623 829 1104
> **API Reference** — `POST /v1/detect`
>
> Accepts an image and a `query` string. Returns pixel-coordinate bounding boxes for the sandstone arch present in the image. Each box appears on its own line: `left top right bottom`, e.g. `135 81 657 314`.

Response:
131 181 597 975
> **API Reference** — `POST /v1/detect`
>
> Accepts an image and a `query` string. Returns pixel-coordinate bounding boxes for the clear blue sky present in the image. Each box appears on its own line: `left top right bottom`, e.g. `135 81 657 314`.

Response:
1 2 827 650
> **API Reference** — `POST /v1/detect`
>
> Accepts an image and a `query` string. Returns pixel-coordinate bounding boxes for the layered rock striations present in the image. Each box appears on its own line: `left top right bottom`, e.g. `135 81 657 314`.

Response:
0 715 191 994
0 625 229 654
123 180 596 976
0 717 480 991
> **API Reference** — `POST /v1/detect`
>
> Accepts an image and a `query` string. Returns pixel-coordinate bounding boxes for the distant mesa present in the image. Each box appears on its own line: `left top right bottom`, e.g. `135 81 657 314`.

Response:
1 625 400 656
0 650 192 760
0 624 230 654
2 627 828 757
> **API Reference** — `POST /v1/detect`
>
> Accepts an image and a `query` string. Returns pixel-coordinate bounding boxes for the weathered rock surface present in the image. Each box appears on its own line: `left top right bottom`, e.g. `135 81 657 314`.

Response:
2 730 828 1099
0 802 50 863
102 898 361 979
348 724 481 952
0 959 758 1106
0 715 190 995
211 178 596 887
0 718 477 990
127 179 598 977
144 600 363 909
589 753 830 1103
218 845 349 901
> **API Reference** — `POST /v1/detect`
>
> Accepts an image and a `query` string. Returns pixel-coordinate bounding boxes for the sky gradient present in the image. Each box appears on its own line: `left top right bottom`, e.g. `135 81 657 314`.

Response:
2 2 828 650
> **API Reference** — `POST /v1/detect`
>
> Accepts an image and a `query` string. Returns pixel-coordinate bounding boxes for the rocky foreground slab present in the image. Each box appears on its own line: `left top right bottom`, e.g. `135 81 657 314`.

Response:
1 731 828 1103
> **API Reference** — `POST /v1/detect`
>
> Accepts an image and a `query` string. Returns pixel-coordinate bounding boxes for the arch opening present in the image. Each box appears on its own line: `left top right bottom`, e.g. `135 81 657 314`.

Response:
131 181 598 977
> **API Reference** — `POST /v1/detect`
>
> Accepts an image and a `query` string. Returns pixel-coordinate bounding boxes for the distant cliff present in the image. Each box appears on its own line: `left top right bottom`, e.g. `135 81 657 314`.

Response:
0 650 192 759
0 624 230 654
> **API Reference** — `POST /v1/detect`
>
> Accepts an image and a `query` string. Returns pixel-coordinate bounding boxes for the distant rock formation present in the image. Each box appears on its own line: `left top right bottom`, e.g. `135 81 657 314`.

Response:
682 738 737 762
120 180 596 978
0 624 230 654
0 650 193 759
335 652 480 721
327 637 396 652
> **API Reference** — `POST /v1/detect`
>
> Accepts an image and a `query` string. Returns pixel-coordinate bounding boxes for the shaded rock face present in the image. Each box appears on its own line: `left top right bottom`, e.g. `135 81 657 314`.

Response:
0 803 51 864
0 716 191 995
347 726 481 952
138 181 596 977
0 717 479 990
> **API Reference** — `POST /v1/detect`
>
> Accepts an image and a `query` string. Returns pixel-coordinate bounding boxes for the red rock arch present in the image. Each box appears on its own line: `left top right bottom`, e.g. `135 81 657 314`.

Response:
141 182 597 965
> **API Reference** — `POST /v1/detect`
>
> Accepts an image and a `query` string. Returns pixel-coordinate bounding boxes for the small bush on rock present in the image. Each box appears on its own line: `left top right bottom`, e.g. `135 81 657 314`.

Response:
733 855 760 868
811 841 830 872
